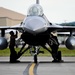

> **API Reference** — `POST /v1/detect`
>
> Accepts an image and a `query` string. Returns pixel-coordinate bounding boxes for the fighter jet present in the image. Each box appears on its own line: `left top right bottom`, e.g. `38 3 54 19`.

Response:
0 0 75 63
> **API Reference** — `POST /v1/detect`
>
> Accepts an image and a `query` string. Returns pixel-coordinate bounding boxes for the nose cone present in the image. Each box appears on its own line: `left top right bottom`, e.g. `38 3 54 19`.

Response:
24 16 47 33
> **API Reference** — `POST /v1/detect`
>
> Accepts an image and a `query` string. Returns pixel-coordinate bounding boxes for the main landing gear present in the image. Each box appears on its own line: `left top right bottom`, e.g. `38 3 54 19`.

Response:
16 44 44 63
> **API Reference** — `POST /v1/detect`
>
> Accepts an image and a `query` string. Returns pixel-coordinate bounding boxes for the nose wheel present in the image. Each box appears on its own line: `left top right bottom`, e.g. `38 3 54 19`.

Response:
30 46 40 63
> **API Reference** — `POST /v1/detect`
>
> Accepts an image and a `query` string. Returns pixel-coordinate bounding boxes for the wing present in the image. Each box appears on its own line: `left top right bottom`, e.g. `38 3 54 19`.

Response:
48 23 75 34
0 24 22 30
0 24 24 37
48 23 75 50
58 25 75 36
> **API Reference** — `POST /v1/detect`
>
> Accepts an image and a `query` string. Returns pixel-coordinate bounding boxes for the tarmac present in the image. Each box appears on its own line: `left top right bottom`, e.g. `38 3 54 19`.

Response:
0 57 75 75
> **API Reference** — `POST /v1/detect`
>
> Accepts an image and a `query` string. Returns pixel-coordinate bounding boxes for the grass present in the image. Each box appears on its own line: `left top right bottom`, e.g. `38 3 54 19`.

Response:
58 48 75 57
0 47 75 57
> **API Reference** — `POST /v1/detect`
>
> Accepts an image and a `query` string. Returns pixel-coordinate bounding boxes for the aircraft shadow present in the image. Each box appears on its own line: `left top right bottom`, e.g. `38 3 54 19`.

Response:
0 61 75 63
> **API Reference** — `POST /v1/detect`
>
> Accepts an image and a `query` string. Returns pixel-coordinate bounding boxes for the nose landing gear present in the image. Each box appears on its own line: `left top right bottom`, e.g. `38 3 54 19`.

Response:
30 46 44 63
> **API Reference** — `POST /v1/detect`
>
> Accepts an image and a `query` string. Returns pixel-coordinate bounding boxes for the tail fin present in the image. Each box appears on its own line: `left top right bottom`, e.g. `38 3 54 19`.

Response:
36 0 39 4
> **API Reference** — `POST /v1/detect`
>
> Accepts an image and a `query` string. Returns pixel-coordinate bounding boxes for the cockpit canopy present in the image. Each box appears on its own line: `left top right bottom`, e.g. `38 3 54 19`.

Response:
27 4 43 16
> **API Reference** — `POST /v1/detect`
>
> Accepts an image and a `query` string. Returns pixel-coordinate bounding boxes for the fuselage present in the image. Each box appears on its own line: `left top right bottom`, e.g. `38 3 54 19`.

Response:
20 4 51 46
22 4 50 34
23 16 49 34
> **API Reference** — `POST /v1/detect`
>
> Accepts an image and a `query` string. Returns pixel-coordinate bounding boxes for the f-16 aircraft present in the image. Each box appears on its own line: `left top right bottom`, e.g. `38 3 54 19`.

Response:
0 0 75 63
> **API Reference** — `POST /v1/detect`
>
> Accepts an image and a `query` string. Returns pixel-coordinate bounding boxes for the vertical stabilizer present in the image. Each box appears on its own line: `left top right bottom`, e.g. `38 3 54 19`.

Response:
36 0 39 4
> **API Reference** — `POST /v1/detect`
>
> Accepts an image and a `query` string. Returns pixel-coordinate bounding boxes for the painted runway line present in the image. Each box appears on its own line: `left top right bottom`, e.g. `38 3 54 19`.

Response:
29 63 35 75
23 63 38 75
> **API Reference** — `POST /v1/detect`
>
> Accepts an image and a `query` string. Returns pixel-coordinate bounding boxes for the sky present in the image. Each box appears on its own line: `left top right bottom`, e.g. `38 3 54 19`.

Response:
0 0 75 23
